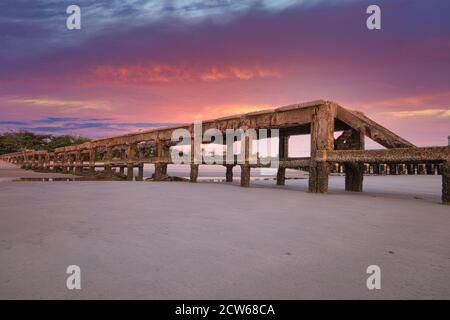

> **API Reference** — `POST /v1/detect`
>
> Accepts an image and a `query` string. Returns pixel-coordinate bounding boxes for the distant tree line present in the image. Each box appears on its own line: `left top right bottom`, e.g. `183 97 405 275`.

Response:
0 130 91 155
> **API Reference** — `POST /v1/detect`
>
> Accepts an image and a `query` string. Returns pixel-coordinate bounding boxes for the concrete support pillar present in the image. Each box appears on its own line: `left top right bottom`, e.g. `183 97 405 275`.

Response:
136 163 144 181
309 162 329 193
31 153 36 169
342 129 365 192
67 154 72 174
373 164 380 175
26 154 31 169
104 146 112 174
190 138 199 183
406 164 413 175
51 155 56 172
153 139 167 181
63 152 69 174
443 160 449 205
240 164 250 187
418 164 426 175
75 151 82 174
240 135 251 187
399 164 407 175
190 164 199 183
126 143 136 181
388 164 395 175
344 162 364 192
126 165 134 181
89 148 96 174
277 167 286 186
37 154 43 170
277 134 289 186
309 104 335 193
225 165 234 182
43 154 50 171
154 163 167 181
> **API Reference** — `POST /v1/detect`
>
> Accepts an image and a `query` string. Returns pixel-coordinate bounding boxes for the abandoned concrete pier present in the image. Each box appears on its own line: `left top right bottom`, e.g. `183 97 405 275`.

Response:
1 100 449 204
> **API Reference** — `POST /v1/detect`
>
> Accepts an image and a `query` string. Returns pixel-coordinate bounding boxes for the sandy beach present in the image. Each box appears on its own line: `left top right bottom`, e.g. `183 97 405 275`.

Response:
0 161 449 299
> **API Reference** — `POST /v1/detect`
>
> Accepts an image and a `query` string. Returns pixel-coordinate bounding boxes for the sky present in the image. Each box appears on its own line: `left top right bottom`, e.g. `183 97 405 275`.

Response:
0 0 449 147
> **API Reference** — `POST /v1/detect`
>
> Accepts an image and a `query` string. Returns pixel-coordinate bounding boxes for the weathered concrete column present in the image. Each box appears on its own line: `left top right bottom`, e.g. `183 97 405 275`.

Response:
68 154 75 174
37 154 43 170
89 148 96 174
154 140 167 181
104 146 112 174
126 144 136 181
418 164 426 175
406 164 413 175
154 163 167 180
31 153 37 169
126 166 134 180
399 164 407 175
343 129 365 192
225 165 234 182
375 164 380 175
276 167 286 186
27 153 33 169
309 104 335 193
443 160 449 205
344 162 364 192
43 154 50 171
277 134 289 186
240 164 250 187
240 135 251 187
63 152 70 173
50 153 58 172
75 151 82 174
190 164 199 182
136 163 144 181
190 138 199 183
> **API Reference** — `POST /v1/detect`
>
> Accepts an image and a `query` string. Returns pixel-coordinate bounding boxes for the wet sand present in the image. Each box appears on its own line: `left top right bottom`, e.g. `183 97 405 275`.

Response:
0 161 77 182
0 161 449 299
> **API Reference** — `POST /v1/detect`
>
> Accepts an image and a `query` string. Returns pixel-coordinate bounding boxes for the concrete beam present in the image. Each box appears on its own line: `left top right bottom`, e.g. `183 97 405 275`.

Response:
327 147 450 163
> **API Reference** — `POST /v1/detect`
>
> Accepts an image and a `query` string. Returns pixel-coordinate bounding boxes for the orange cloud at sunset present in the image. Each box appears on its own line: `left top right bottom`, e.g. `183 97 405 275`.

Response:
184 103 273 121
4 96 112 114
92 64 281 85
381 109 450 118
200 66 281 82
360 91 450 110
92 64 192 84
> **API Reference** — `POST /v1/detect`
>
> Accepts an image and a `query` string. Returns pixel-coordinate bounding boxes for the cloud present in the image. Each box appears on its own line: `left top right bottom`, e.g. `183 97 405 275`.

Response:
0 0 357 53
382 109 450 118
91 64 280 84
184 103 273 120
92 64 192 84
5 96 112 113
0 121 27 125
200 66 280 81
362 91 450 109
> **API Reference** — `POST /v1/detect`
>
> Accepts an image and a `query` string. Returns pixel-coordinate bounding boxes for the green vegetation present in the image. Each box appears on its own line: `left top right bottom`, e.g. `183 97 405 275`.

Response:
0 130 91 155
